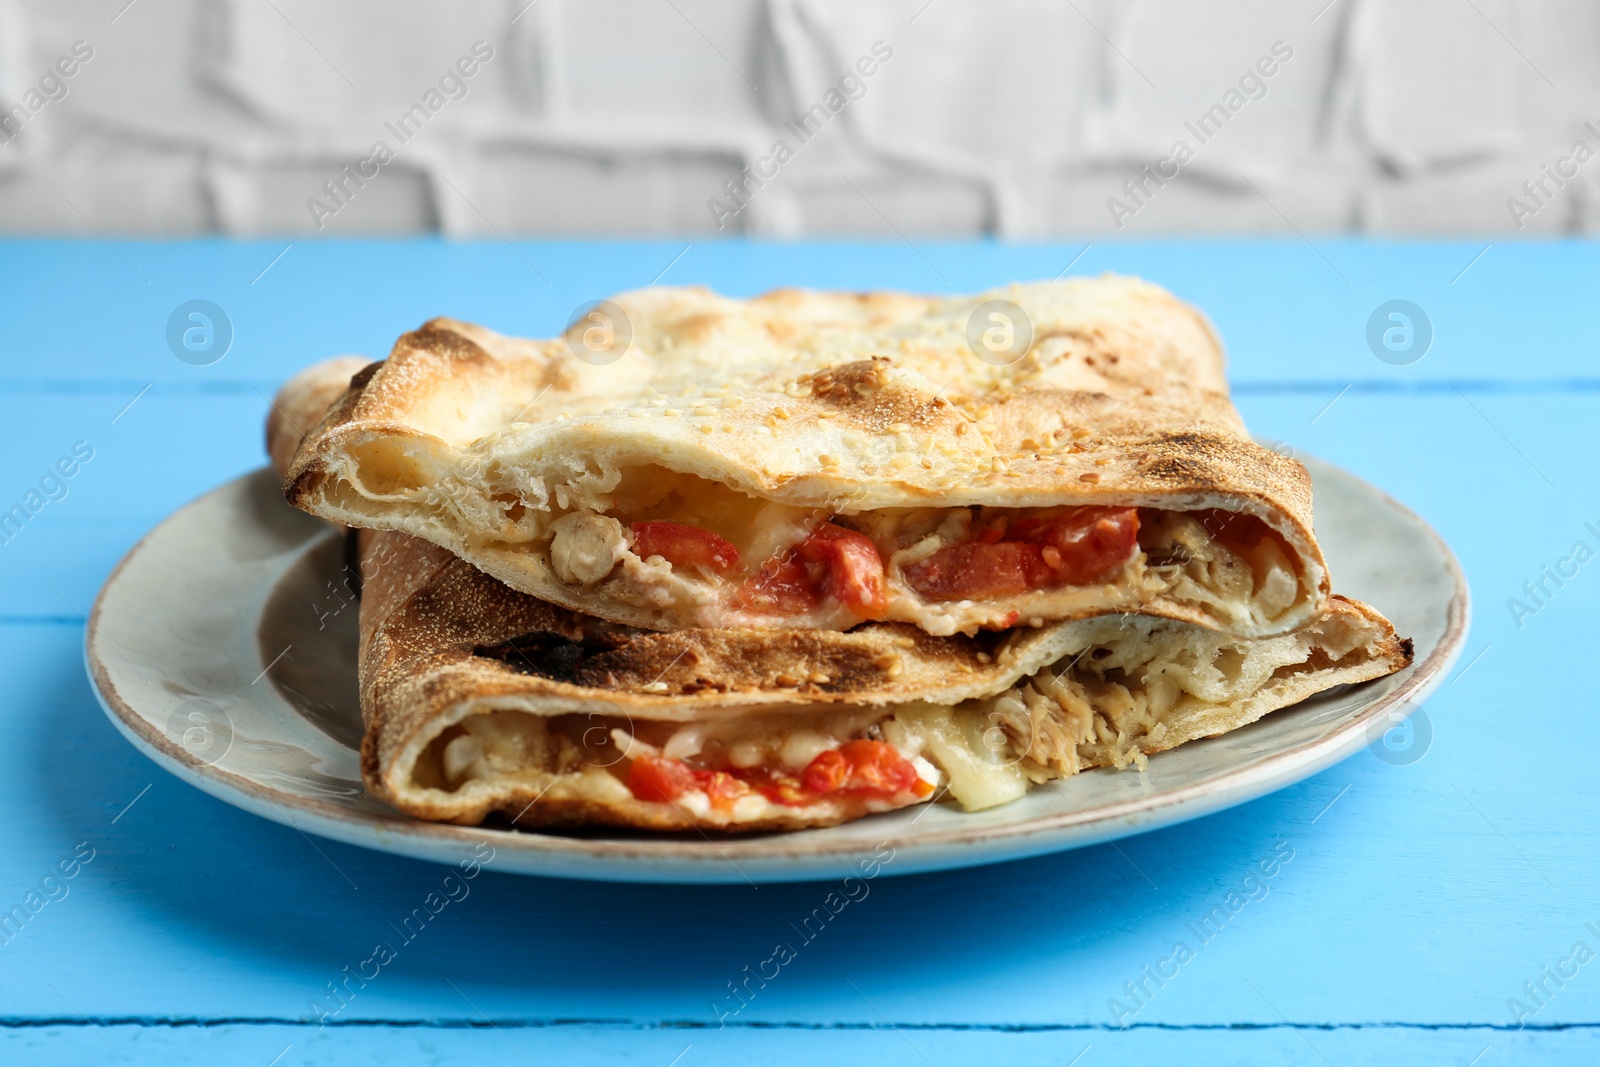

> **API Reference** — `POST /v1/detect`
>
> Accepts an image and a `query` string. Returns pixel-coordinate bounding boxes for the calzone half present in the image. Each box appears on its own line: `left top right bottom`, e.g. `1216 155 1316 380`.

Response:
286 278 1330 638
349 529 1408 831
271 360 1410 833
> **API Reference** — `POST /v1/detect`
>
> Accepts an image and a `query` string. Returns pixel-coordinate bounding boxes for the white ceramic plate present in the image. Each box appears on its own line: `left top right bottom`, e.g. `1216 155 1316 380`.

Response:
87 457 1468 884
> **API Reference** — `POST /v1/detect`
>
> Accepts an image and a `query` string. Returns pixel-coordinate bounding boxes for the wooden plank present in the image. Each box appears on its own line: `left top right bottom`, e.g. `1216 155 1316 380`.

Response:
1 239 1596 1047
0 1023 1591 1066
0 239 1588 389
0 393 1596 1027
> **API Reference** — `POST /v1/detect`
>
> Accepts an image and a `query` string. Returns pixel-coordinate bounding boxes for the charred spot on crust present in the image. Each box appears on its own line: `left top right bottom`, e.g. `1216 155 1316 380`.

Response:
1136 451 1213 484
801 358 951 433
473 630 631 684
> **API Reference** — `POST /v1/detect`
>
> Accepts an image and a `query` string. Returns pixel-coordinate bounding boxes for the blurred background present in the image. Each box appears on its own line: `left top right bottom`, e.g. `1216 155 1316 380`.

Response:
1 0 1591 238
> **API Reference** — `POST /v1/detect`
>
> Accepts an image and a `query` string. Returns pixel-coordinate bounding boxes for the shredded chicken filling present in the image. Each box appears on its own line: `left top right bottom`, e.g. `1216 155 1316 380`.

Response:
411 706 938 823
410 612 1366 817
363 461 1310 633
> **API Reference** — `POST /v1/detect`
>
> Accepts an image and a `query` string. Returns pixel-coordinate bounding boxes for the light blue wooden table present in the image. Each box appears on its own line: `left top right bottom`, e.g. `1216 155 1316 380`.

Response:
0 237 1592 1064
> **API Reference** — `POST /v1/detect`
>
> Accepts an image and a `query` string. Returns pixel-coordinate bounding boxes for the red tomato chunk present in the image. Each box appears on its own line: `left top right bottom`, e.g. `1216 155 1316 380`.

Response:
629 521 740 573
903 507 1139 602
793 522 888 619
625 740 932 810
737 521 888 619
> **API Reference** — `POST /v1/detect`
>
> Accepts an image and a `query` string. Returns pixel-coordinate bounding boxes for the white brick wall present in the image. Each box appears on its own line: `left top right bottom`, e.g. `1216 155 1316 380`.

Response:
0 0 1594 236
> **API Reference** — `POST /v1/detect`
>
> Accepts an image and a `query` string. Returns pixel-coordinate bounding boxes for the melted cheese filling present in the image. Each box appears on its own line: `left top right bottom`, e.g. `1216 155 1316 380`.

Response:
349 457 1310 633
411 706 939 825
514 467 1302 634
337 452 1311 633
410 611 1361 818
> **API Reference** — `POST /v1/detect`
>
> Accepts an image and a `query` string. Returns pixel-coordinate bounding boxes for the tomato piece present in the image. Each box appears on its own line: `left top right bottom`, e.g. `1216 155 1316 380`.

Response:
838 739 924 795
787 740 932 805
801 749 850 794
901 541 1048 600
795 522 888 620
902 507 1139 601
1022 507 1140 585
736 556 820 613
627 755 699 803
754 775 812 807
629 521 739 573
630 756 751 809
630 742 930 812
974 516 1009 544
736 521 886 619
692 768 751 811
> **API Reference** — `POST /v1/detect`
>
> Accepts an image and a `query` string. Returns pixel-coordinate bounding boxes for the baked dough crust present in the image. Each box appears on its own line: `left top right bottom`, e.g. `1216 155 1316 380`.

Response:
351 530 1407 831
285 278 1330 637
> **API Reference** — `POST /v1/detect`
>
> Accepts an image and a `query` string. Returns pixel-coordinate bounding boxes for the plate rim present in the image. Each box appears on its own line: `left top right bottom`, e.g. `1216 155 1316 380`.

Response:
85 461 1471 882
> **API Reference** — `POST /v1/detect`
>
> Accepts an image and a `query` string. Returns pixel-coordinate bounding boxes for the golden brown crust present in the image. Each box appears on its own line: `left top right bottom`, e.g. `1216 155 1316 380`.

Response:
284 278 1330 636
1124 593 1413 759
351 528 1408 831
264 356 373 480
265 355 1405 835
